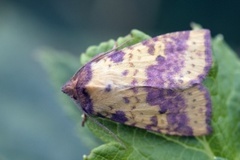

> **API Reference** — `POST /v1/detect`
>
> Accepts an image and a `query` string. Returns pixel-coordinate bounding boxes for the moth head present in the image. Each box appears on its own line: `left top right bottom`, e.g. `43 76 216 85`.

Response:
62 68 93 114
62 78 78 101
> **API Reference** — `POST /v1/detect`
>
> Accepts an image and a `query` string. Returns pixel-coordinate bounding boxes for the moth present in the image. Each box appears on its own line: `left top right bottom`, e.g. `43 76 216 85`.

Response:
62 29 212 136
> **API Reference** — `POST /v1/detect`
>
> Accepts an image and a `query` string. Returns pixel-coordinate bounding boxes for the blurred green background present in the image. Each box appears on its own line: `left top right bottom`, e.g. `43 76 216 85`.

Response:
0 1 239 160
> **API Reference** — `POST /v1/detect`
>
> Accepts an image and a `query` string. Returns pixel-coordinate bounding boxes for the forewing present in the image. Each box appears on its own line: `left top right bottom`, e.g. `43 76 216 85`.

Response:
87 29 212 90
90 84 211 136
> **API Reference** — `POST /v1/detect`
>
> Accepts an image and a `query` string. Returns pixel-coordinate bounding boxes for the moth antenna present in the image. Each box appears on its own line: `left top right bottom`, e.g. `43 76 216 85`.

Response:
82 110 126 149
116 38 134 49
108 37 134 52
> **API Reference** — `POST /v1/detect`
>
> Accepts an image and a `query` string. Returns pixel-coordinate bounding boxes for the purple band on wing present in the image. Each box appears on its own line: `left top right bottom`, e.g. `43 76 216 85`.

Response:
146 88 185 113
145 85 201 135
77 63 94 114
167 113 193 135
145 31 190 88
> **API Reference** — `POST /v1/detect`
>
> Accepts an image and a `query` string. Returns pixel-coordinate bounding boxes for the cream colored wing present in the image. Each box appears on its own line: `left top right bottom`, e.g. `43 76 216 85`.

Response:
90 84 211 136
62 30 212 136
87 29 212 91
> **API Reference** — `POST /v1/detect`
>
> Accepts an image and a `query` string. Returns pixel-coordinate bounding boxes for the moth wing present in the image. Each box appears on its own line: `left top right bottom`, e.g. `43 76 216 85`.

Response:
69 29 212 135
88 29 212 90
91 84 211 136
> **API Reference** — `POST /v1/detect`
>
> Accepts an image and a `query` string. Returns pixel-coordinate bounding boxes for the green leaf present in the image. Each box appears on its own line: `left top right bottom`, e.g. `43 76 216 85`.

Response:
85 118 212 160
208 35 240 160
39 29 240 160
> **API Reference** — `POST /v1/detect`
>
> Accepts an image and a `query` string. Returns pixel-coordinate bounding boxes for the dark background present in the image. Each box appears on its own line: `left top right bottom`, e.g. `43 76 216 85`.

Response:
0 1 239 160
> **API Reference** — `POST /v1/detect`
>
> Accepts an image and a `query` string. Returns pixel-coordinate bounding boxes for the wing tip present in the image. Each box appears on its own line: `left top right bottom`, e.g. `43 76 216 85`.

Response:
188 29 212 85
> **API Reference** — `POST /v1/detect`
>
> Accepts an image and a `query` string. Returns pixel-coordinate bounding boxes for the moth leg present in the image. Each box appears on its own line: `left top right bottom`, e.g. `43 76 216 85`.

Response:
81 113 88 127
